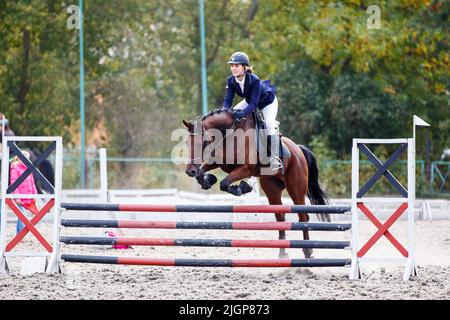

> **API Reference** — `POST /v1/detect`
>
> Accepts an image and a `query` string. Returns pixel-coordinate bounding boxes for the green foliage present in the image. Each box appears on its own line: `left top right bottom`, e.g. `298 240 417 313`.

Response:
275 60 328 145
250 0 449 159
0 0 448 194
309 134 337 160
0 0 78 142
275 60 407 157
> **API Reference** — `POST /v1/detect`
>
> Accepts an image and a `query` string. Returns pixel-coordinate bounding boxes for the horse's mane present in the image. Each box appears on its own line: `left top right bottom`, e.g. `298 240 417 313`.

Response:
199 108 231 121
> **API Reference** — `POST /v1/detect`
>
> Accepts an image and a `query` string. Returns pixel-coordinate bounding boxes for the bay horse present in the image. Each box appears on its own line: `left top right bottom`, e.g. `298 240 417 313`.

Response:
182 108 330 258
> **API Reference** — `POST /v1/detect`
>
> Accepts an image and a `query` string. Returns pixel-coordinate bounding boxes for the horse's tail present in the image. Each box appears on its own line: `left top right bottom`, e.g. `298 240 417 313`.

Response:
299 145 331 222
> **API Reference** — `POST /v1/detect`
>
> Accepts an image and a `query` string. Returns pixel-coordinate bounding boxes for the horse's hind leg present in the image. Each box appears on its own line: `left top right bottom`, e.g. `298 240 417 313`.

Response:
286 180 313 258
259 177 288 259
299 213 313 258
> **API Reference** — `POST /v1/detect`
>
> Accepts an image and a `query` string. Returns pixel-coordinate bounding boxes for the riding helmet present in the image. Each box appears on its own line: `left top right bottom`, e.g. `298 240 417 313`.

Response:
227 52 249 66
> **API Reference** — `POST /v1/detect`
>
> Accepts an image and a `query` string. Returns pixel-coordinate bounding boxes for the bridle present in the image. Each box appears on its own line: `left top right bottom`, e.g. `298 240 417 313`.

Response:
187 128 208 165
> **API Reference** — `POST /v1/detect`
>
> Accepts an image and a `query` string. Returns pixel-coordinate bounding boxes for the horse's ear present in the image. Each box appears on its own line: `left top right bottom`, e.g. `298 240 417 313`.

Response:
182 120 193 131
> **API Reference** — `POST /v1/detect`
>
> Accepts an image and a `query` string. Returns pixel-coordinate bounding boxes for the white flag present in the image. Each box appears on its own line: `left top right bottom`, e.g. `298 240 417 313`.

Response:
413 115 430 127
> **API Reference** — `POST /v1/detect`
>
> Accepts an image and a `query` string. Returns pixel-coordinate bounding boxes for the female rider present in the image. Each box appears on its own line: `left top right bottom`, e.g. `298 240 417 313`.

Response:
223 51 282 170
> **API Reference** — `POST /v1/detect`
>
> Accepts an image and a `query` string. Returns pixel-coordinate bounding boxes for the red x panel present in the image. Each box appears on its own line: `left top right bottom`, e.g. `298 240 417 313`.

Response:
357 202 409 258
5 198 55 252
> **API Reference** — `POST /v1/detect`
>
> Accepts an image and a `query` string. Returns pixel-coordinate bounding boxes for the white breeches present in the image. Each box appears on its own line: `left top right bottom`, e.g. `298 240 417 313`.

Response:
233 97 279 135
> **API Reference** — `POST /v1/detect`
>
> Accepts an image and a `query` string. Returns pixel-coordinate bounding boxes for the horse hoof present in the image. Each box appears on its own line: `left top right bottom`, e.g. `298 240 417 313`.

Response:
229 185 242 196
239 181 253 194
220 180 229 192
201 174 217 189
204 174 217 186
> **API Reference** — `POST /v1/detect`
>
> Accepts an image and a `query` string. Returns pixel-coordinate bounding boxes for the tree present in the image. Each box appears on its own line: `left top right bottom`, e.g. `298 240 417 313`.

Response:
249 0 449 159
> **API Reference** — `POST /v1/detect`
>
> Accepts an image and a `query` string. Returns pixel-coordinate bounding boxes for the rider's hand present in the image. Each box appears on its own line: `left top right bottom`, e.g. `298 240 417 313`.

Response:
233 110 245 121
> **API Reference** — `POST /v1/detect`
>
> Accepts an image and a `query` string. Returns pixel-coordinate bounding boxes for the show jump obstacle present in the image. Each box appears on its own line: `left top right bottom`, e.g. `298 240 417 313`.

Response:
0 117 425 280
59 203 352 268
0 136 63 273
350 139 417 281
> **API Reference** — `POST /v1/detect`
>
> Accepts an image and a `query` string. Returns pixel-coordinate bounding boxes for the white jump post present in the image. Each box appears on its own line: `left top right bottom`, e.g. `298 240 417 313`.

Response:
350 116 430 281
0 135 63 274
98 148 127 237
99 148 108 203
350 138 416 281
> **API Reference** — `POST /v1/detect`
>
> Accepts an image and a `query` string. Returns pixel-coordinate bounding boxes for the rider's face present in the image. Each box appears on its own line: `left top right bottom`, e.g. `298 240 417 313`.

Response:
230 64 245 78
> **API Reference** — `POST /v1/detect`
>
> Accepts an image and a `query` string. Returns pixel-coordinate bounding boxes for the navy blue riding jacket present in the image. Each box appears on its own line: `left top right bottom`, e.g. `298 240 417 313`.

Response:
223 72 277 115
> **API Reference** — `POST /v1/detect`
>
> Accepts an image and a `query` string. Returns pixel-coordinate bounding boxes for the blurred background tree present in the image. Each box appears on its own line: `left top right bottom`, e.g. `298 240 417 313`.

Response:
0 0 448 192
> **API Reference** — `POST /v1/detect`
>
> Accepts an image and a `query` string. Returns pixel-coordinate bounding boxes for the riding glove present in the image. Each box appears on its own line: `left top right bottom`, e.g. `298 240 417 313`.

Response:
233 110 245 121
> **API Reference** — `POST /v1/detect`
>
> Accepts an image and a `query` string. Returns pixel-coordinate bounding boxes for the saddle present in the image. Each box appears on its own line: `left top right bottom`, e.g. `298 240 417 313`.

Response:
252 111 291 172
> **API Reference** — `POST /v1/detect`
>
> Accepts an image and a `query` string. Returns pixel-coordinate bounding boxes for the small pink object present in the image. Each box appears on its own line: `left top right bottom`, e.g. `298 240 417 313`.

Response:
104 230 131 250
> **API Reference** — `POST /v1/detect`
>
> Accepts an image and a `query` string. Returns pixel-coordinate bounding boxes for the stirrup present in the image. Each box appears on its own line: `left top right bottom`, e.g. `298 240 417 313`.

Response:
270 156 283 171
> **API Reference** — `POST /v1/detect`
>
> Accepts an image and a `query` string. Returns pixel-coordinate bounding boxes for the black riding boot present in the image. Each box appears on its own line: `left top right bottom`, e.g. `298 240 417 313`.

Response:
267 134 282 170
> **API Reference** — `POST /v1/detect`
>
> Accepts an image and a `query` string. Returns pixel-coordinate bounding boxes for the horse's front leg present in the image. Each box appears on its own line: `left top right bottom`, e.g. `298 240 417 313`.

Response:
196 164 219 190
219 165 253 196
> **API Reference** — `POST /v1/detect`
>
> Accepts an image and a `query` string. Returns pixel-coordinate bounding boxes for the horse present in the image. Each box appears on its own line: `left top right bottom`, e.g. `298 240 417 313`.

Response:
29 149 55 194
182 108 330 259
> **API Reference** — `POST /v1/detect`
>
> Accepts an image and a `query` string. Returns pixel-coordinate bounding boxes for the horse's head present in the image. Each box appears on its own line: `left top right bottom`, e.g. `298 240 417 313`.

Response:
182 119 203 177
182 108 235 177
